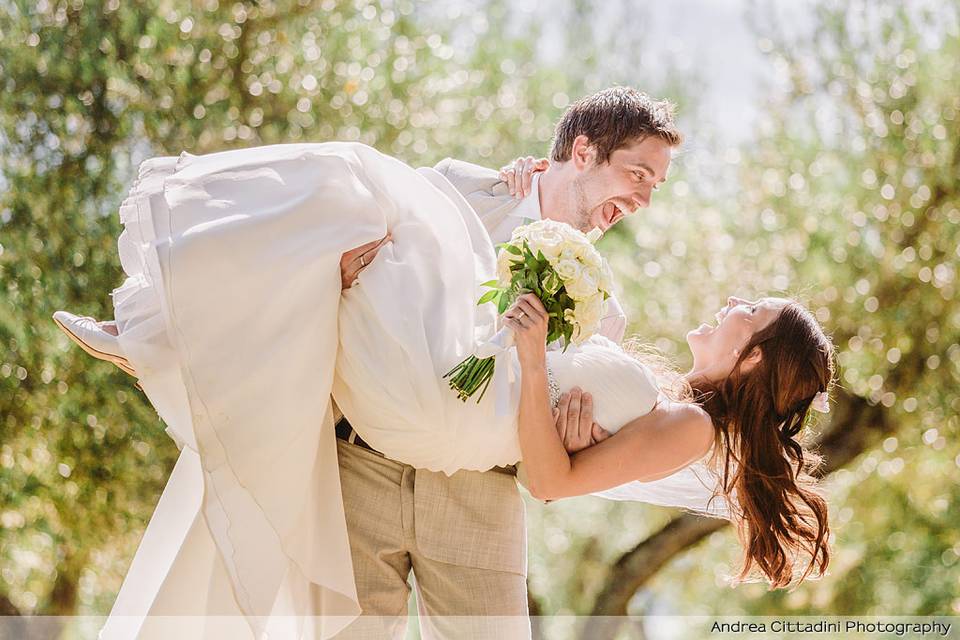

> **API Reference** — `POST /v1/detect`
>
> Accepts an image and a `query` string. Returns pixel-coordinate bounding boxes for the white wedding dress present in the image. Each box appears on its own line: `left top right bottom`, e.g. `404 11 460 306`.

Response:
101 143 727 639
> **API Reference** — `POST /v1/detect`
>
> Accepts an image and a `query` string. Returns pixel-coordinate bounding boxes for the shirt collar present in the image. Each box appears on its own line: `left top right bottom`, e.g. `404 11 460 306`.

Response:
507 172 543 222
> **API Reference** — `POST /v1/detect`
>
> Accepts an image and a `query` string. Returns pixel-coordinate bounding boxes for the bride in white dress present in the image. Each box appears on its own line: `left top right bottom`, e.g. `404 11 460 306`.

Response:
55 142 835 638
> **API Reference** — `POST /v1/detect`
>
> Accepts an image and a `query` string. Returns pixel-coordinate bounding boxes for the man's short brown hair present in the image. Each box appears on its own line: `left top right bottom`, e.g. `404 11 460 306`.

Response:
549 87 683 163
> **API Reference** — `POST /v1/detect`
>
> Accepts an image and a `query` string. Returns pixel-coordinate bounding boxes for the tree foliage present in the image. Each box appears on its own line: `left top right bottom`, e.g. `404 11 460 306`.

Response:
526 2 960 635
0 0 662 617
1 0 957 630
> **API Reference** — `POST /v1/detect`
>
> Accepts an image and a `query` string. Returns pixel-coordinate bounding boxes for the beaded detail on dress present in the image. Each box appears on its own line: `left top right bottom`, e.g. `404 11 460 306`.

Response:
546 362 561 408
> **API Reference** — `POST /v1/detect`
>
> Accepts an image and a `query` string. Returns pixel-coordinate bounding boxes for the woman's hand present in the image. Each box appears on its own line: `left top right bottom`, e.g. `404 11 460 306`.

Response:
503 293 549 368
498 156 549 199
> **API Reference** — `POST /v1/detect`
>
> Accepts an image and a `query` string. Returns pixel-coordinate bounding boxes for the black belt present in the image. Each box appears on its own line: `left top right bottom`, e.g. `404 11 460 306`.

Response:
335 417 516 476
335 417 379 454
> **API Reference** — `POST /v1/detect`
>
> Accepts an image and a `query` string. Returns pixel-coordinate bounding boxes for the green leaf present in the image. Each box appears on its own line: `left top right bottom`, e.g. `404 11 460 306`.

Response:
480 279 499 288
477 289 499 305
504 244 523 256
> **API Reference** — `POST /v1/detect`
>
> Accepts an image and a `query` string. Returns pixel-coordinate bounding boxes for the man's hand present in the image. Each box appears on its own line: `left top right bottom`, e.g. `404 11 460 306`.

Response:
499 156 549 199
553 387 612 454
341 233 391 290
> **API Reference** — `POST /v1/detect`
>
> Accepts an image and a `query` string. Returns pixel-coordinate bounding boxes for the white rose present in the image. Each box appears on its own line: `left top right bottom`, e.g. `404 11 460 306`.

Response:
509 226 529 243
554 258 583 289
497 260 512 284
496 247 522 283
574 292 605 328
565 265 600 300
573 240 601 267
558 246 579 262
525 225 565 263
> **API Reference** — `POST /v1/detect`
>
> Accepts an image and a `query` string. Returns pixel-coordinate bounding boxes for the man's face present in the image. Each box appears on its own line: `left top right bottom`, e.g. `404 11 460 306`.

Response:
564 135 673 234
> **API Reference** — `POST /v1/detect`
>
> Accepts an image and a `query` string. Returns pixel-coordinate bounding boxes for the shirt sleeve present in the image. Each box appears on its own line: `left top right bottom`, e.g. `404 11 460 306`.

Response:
599 294 627 344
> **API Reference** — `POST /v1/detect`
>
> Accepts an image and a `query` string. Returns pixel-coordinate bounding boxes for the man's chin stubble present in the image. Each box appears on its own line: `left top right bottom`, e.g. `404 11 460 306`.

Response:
569 180 594 233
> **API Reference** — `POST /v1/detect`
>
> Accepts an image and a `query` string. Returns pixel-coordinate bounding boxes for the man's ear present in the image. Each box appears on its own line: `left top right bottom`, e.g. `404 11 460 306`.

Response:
570 134 596 170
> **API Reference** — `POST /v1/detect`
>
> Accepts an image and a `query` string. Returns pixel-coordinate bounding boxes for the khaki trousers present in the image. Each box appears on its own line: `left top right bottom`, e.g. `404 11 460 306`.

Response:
334 439 530 639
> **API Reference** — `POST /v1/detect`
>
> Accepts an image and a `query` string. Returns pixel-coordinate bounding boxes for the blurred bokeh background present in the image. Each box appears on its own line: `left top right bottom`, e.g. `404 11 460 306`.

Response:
1 0 958 638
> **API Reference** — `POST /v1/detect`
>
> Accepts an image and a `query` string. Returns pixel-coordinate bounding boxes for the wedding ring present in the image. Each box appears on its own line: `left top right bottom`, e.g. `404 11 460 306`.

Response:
360 255 366 267
517 311 526 320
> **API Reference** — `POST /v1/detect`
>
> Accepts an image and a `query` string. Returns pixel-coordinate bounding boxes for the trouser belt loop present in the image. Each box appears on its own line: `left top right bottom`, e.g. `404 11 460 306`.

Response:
335 417 378 455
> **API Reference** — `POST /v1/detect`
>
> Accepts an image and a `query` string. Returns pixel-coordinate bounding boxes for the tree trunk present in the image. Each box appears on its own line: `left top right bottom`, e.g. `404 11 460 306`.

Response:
0 592 21 616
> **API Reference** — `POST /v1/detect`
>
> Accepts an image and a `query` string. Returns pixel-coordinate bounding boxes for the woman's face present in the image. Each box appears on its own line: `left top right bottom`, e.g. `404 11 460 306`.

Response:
686 297 789 378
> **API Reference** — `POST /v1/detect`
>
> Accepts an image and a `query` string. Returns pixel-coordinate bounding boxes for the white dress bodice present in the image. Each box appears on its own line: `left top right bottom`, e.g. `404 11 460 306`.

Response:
546 335 659 434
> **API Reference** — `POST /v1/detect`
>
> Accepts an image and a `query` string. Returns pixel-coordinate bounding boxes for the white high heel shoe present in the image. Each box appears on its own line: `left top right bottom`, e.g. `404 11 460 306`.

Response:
52 311 137 377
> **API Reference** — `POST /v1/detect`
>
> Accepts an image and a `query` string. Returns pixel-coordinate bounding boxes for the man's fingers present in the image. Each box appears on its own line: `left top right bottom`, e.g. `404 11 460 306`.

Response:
557 392 570 442
356 233 391 267
343 233 390 267
553 407 566 441
591 422 612 443
577 391 593 442
341 233 391 290
580 391 594 423
566 388 581 434
345 237 382 262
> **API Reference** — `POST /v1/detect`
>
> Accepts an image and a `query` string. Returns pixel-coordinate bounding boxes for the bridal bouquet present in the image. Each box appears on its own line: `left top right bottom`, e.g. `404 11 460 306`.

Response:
444 219 615 402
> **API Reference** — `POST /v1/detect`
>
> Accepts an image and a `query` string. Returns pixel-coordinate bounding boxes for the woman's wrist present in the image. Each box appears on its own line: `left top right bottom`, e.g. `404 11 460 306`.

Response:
518 351 547 372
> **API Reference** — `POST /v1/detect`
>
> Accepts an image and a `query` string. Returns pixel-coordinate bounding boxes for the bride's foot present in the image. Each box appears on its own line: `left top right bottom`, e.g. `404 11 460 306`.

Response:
52 311 137 377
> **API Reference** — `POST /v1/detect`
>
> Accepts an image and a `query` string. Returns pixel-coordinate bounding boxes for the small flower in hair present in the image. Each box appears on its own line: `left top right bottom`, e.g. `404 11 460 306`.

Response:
811 391 830 414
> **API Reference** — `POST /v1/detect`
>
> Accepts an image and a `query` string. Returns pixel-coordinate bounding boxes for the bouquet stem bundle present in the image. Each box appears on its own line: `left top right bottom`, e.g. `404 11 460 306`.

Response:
443 354 496 401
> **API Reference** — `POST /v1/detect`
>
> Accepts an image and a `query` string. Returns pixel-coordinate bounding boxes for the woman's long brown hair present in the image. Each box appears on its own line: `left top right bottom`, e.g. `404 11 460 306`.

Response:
695 303 834 588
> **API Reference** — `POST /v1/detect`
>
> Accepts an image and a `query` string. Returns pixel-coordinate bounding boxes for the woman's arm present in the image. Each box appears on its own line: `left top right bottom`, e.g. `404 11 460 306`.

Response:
528 401 715 500
507 294 714 501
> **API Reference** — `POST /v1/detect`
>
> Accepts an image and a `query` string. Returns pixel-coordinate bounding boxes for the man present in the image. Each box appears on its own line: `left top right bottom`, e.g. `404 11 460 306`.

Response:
335 86 682 638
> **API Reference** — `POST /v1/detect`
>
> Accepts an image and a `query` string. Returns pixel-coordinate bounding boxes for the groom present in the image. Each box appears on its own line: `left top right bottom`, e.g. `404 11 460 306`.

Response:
335 86 682 638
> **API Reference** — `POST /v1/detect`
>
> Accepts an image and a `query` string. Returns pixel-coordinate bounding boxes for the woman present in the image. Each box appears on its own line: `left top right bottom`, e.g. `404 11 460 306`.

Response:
506 292 833 588
55 143 832 637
